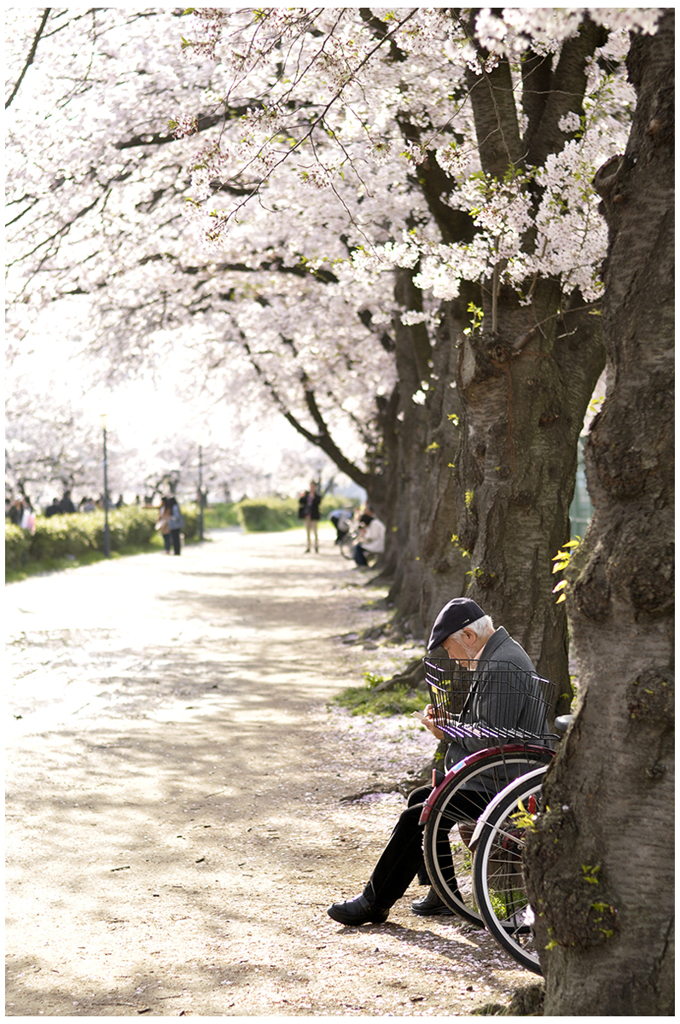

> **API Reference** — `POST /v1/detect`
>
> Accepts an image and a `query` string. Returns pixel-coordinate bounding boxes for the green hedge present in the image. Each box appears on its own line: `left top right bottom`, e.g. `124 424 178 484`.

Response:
203 502 241 528
5 523 32 569
6 505 199 566
236 497 299 532
6 495 349 568
235 494 355 533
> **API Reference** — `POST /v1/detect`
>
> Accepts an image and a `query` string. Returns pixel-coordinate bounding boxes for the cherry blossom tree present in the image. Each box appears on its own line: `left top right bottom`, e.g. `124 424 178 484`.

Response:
5 7 661 687
5 9 673 1009
5 387 118 509
5 7 399 521
171 6 660 679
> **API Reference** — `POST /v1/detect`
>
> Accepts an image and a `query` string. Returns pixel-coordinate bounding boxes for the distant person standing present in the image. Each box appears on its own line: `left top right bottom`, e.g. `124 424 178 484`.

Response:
298 481 321 553
20 499 36 535
59 490 76 514
44 497 61 518
9 497 25 524
167 497 185 556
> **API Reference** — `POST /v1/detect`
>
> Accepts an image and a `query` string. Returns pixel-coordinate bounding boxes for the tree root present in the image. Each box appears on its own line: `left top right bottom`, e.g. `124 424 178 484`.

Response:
473 984 545 1016
374 657 426 691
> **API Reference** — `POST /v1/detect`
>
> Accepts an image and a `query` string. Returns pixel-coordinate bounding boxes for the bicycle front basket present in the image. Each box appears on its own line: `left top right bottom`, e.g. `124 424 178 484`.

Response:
423 658 555 745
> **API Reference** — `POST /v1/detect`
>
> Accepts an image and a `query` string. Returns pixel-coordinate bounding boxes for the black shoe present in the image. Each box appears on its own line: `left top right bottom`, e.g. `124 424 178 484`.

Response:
327 894 389 926
411 887 454 916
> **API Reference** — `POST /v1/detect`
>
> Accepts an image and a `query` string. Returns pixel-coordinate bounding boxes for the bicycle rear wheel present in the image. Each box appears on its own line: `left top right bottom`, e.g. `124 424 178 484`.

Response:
472 768 548 973
422 748 553 926
339 533 355 560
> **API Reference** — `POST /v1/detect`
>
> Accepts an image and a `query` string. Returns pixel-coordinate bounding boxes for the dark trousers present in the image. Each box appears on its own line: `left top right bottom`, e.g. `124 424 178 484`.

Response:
353 544 369 565
170 528 181 555
363 784 486 910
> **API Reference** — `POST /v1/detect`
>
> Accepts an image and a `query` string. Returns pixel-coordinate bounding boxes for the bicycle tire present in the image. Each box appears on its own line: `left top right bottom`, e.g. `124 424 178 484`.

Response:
471 768 548 973
339 534 355 560
422 747 553 926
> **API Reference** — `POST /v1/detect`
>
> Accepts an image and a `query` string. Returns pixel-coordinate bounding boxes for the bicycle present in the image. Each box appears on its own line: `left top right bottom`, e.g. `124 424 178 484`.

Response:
470 764 549 974
469 714 573 974
418 658 557 931
338 526 378 566
337 526 358 560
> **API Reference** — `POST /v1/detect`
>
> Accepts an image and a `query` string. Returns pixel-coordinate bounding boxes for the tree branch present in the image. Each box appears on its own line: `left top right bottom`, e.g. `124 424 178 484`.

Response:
116 112 238 150
197 8 419 229
526 16 608 167
241 337 371 488
464 49 525 178
6 8 51 110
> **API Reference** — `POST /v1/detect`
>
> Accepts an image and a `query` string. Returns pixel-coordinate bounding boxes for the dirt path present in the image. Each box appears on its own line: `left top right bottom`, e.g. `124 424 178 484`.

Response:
6 525 533 1017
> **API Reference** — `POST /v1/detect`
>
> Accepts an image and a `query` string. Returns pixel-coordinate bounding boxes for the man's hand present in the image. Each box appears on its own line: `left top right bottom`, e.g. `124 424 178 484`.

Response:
422 703 445 741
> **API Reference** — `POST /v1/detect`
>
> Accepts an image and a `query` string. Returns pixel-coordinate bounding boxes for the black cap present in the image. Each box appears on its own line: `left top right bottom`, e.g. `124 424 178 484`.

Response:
427 598 485 652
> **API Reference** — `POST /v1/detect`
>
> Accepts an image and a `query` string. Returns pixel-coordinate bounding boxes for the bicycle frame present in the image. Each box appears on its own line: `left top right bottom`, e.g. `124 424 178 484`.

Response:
418 743 555 826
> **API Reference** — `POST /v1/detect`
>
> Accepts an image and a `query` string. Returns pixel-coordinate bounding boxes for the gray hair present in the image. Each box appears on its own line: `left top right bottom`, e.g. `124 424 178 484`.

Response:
450 614 494 642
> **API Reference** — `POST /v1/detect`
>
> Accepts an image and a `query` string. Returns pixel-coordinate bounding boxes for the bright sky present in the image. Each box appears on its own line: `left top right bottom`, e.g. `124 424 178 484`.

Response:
9 300 355 504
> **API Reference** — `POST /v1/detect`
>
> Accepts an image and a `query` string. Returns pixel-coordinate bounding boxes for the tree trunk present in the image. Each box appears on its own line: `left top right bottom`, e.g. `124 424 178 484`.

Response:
416 299 469 631
452 282 605 691
524 13 674 1014
413 14 608 686
381 268 433 628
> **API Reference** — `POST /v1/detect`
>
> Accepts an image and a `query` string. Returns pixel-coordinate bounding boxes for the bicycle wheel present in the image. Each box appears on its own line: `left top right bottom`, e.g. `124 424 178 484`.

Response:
339 533 355 560
472 768 548 973
422 747 553 926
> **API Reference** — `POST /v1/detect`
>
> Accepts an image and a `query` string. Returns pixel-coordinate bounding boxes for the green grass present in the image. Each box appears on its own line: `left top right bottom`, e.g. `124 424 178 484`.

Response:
331 672 426 717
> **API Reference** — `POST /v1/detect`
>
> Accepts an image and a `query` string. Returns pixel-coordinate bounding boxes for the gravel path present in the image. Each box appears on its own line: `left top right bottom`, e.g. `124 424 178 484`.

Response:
6 525 534 1016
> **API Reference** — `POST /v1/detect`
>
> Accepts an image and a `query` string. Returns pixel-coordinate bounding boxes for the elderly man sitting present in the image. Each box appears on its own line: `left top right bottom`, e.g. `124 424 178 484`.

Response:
327 597 545 925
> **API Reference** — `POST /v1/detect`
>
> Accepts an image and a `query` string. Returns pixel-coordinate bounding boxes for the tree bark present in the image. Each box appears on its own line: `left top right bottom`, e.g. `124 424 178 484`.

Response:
415 297 469 630
381 268 433 621
453 285 605 691
524 12 674 1014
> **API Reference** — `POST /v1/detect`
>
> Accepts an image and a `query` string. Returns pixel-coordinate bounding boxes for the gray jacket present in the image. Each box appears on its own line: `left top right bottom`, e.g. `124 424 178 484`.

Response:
443 626 552 776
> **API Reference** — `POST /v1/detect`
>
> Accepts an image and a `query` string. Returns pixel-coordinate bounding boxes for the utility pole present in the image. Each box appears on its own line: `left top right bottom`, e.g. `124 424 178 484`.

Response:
198 443 204 542
101 415 111 558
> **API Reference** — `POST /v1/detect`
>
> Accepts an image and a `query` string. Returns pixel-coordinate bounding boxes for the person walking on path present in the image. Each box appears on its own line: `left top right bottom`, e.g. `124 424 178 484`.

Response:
298 481 321 553
327 597 547 925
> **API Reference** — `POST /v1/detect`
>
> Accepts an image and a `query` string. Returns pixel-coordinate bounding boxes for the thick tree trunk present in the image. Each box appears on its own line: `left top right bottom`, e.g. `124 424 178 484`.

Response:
414 15 608 686
452 283 605 690
524 13 674 1014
